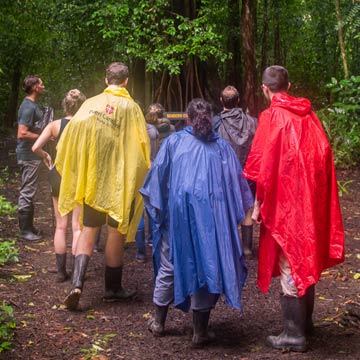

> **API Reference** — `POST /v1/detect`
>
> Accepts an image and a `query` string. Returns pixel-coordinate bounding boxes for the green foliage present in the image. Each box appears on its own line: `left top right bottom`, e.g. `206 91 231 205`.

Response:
0 196 17 216
0 167 9 188
1 1 360 126
337 179 354 197
321 76 360 168
0 241 19 266
0 240 18 352
0 302 16 353
90 0 230 75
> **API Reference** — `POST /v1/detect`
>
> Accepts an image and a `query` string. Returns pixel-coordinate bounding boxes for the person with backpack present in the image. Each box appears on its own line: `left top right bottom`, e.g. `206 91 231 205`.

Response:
212 86 257 257
32 89 86 282
16 75 46 241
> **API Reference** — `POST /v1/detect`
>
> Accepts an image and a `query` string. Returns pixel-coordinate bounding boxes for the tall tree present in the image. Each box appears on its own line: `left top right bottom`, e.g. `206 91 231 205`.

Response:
335 0 349 78
241 0 257 114
260 0 269 73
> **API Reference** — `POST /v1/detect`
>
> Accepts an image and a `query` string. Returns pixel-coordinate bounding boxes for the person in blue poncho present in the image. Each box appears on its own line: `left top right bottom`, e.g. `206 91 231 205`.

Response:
140 98 253 346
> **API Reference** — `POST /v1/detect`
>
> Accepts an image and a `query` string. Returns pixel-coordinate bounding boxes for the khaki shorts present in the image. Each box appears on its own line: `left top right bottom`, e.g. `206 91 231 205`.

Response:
279 251 298 297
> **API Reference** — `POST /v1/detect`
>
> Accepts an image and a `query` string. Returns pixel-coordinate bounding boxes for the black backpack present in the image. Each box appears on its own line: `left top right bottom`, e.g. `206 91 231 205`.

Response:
34 106 54 133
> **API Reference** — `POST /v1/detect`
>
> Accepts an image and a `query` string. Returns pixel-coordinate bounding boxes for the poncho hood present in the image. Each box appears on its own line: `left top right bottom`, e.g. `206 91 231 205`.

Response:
183 125 220 142
271 92 312 116
213 108 257 167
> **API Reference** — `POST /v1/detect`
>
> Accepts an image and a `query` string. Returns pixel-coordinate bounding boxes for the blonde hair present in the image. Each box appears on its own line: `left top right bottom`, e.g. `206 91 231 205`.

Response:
62 89 86 116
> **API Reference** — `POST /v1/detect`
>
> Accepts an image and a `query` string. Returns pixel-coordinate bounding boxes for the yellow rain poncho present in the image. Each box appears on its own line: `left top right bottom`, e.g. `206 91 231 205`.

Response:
55 86 151 241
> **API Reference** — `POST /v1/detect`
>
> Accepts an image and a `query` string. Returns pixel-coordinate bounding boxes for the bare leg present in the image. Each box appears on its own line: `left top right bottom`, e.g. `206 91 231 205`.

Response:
52 197 69 254
105 226 125 267
76 226 99 256
71 205 82 255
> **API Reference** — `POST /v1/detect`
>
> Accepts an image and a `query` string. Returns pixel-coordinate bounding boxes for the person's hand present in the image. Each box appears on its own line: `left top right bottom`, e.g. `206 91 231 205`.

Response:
42 152 53 169
251 200 262 224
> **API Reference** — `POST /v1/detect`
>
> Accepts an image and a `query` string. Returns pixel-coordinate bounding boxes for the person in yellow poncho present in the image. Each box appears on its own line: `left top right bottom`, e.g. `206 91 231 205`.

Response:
55 62 151 310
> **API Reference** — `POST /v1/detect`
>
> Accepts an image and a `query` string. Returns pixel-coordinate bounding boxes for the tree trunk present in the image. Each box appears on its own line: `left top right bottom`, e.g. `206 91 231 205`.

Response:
260 0 269 73
4 64 22 129
273 0 281 65
335 0 349 79
241 0 257 115
132 59 146 109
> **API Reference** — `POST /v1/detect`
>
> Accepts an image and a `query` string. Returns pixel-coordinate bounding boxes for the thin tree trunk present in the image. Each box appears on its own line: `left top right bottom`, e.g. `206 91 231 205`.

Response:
154 70 167 104
261 0 269 73
175 75 183 111
167 76 174 110
194 59 205 99
241 0 257 115
335 0 349 78
273 0 281 64
4 64 22 129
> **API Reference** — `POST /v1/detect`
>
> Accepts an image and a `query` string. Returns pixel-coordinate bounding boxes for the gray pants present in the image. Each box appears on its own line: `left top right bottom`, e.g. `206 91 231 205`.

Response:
153 234 219 311
18 160 41 212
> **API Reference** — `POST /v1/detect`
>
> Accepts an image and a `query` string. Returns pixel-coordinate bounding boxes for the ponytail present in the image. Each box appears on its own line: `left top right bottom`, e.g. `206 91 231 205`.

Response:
187 98 213 142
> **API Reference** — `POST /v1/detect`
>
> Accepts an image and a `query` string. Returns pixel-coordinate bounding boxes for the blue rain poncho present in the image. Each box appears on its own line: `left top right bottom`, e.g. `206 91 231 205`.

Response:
140 127 253 311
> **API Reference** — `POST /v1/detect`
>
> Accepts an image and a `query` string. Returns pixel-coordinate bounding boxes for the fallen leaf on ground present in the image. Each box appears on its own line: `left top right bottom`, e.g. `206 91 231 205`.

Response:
13 274 32 282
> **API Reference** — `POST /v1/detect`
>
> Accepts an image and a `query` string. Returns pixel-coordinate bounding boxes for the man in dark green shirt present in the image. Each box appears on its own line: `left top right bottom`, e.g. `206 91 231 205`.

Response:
16 75 45 241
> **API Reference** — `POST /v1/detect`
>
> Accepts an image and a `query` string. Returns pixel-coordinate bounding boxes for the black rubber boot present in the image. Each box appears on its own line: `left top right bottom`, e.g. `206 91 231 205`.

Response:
192 310 215 347
55 253 69 282
305 285 315 335
18 210 42 241
266 295 307 352
241 224 253 257
28 205 43 236
70 254 76 281
64 254 90 310
103 266 137 302
148 304 169 337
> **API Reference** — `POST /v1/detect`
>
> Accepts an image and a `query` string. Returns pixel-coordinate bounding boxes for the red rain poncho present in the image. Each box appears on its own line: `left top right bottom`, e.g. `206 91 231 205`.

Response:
243 93 345 296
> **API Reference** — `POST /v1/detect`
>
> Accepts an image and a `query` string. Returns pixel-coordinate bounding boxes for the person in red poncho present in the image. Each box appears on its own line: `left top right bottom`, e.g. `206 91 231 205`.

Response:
243 65 345 352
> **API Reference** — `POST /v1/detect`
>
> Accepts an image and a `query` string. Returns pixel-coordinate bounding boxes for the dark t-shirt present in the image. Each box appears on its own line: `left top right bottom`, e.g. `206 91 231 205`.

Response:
16 98 43 161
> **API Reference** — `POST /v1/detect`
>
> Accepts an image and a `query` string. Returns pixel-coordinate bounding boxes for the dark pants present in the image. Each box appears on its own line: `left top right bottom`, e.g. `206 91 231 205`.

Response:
18 160 41 212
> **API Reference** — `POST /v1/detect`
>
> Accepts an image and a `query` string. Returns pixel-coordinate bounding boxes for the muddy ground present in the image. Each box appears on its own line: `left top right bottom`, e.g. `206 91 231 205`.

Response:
0 133 359 360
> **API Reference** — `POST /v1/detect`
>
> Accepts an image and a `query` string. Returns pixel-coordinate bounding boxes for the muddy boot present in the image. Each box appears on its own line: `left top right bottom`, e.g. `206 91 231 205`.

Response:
69 254 76 281
64 254 90 310
28 205 43 237
18 210 42 241
55 253 69 282
305 285 315 335
266 295 307 352
241 225 253 257
103 266 137 302
192 310 215 347
148 304 169 337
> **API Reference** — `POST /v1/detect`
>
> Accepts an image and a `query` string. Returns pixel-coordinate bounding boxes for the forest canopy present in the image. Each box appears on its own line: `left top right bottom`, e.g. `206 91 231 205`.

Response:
1 0 359 166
